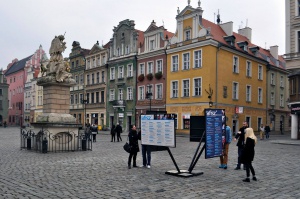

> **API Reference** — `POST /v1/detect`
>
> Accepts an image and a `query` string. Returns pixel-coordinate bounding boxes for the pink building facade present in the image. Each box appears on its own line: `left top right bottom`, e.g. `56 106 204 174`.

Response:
4 45 44 126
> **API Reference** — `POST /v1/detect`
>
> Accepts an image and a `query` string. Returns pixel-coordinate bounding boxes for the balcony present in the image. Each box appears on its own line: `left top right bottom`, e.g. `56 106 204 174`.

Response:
111 100 126 108
86 102 105 109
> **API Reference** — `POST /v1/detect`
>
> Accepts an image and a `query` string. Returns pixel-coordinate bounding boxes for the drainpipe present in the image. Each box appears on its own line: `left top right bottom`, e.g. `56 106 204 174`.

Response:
266 63 270 125
216 43 222 108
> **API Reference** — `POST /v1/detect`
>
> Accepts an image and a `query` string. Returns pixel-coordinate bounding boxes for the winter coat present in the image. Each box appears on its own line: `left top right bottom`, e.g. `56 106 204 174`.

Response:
115 125 122 134
241 137 255 164
128 129 139 153
235 126 247 147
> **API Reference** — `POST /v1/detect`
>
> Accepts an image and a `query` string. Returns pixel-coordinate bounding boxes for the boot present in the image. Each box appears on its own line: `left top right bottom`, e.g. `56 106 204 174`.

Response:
223 164 227 169
219 164 224 168
242 178 250 182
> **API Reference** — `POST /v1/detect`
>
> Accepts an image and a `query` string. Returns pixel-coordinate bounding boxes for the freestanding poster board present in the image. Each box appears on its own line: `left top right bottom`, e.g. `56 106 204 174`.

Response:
205 109 226 159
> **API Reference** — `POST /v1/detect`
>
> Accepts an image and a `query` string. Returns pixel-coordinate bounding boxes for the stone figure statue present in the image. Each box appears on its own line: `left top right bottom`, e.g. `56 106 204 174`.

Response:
49 34 72 82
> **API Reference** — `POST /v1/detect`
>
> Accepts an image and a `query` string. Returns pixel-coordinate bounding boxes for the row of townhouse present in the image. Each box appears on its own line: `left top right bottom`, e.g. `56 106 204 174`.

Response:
67 2 289 134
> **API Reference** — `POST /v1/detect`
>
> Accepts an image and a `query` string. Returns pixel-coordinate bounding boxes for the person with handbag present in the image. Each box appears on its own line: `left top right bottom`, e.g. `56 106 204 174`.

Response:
127 125 139 169
241 127 257 182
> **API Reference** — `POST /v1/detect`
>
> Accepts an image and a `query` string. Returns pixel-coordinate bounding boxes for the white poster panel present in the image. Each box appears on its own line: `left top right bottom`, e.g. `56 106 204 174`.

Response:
141 115 175 147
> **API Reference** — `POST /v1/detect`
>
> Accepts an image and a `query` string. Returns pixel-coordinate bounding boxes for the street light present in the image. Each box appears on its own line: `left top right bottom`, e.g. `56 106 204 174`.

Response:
146 91 152 111
82 99 88 126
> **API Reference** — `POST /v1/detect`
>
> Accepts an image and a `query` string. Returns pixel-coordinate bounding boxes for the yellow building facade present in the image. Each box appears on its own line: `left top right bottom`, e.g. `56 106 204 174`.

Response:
166 4 268 134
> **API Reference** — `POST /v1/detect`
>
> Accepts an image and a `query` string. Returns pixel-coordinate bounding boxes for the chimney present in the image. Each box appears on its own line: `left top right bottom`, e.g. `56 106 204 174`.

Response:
238 27 252 41
219 21 233 36
270 45 278 59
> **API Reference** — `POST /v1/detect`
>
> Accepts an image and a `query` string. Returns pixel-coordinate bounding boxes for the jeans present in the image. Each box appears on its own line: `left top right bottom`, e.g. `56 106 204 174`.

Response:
237 146 244 167
142 145 151 166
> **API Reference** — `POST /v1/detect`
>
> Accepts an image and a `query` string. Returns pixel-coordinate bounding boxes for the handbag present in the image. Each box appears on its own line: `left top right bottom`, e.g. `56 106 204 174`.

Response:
123 136 131 153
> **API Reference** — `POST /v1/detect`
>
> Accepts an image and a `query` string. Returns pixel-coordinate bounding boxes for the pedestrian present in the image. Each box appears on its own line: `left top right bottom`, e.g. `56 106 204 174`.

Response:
138 129 152 168
264 124 270 139
234 121 248 170
111 124 116 142
85 123 91 141
116 123 122 142
128 125 139 169
259 124 265 140
241 127 257 182
4 121 7 128
219 125 232 169
91 124 98 142
280 121 283 135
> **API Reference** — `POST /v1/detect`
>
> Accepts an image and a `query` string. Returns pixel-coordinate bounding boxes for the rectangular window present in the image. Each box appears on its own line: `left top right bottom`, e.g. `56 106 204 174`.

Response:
70 95 74 104
183 53 190 70
150 40 154 50
101 91 104 103
76 60 79 67
233 56 239 73
127 64 133 77
171 81 178 98
156 60 162 72
87 74 90 85
298 31 300 52
246 117 251 127
109 89 115 101
271 73 275 85
147 62 153 74
291 78 296 94
118 89 123 100
80 94 83 104
280 76 284 87
246 61 252 77
80 74 83 84
92 73 94 84
75 94 78 104
258 65 263 80
194 50 202 68
185 30 191 40
118 66 124 78
139 86 145 100
146 85 153 99
271 92 275 105
194 78 202 96
246 85 251 102
127 87 133 100
280 94 284 107
101 71 105 82
86 93 90 103
232 82 239 100
91 93 94 103
139 63 145 75
72 62 74 68
96 92 99 103
75 75 78 84
172 55 179 71
258 88 262 103
182 79 190 97
156 84 163 99
97 72 100 83
110 67 115 80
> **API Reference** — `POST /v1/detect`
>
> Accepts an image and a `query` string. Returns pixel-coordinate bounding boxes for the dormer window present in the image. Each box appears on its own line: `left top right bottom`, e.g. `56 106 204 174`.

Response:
185 30 191 41
237 41 249 52
224 35 236 47
249 46 260 56
150 40 154 50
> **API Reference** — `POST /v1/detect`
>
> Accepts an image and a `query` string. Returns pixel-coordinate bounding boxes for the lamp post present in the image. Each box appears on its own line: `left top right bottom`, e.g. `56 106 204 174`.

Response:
82 99 88 126
146 85 152 111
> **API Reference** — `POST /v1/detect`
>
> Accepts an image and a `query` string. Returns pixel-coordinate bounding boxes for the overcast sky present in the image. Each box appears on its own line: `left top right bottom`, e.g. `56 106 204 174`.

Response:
0 0 285 70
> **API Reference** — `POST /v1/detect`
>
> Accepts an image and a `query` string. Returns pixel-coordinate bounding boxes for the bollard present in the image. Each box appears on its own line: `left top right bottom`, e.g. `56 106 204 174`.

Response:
42 139 48 153
82 139 87 151
27 138 31 150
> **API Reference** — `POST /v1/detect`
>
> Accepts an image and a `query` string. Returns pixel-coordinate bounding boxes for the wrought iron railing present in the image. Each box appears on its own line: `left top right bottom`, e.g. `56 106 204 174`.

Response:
20 128 92 153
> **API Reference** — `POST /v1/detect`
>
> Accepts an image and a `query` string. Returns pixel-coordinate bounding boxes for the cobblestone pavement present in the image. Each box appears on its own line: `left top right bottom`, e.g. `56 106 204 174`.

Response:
0 127 300 199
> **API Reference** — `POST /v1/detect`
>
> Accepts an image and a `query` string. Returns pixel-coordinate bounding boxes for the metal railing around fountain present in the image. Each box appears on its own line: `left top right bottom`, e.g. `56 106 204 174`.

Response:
20 128 93 153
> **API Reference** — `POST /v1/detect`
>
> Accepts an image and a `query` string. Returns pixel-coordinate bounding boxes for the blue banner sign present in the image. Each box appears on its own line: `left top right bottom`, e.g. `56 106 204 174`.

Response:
205 109 226 159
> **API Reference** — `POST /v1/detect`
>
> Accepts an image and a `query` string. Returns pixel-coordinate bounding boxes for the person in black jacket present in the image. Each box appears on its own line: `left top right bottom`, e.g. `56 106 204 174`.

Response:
241 127 257 182
116 123 123 142
234 121 248 170
128 125 139 169
264 124 271 139
91 124 98 142
111 124 116 142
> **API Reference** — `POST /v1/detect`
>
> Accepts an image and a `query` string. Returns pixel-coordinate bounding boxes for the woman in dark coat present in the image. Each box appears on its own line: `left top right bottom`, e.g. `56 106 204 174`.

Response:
111 124 116 142
128 125 139 169
241 128 257 182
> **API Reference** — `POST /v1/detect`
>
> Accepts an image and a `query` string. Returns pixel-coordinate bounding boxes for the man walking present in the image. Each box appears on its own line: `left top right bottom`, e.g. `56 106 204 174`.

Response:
219 125 232 169
234 121 248 170
116 123 122 142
